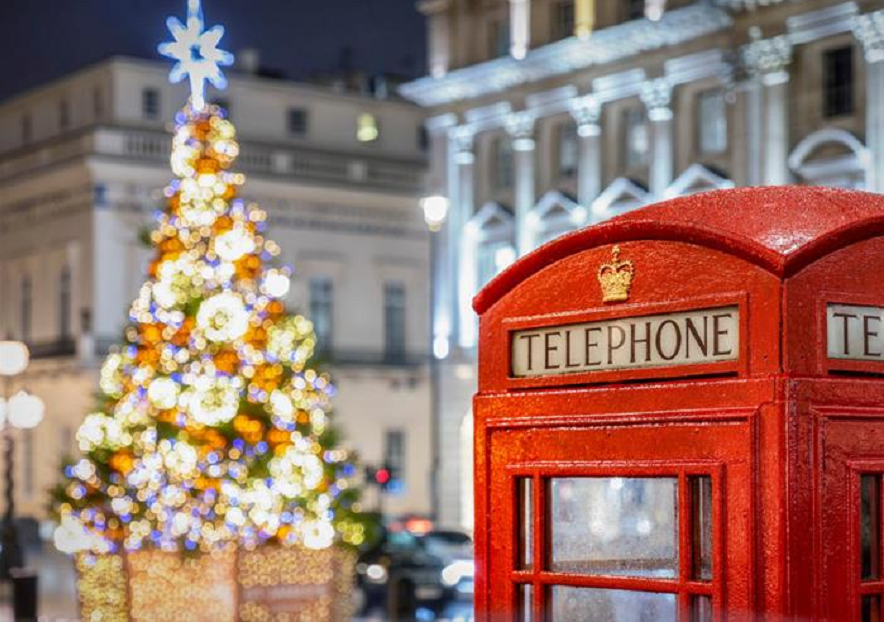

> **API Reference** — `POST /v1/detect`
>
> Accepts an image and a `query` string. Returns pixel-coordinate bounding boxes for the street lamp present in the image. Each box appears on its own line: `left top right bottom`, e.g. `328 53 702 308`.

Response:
420 195 449 232
419 195 449 523
0 341 44 580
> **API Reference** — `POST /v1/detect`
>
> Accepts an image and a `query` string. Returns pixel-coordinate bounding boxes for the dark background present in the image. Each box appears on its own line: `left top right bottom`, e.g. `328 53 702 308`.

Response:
0 0 426 102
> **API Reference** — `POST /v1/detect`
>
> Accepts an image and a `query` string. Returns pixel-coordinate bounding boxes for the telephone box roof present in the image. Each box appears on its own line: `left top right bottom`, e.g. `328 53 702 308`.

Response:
474 187 884 314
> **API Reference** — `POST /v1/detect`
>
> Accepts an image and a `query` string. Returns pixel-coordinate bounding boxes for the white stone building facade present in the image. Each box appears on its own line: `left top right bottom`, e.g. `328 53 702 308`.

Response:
0 57 431 524
402 0 884 529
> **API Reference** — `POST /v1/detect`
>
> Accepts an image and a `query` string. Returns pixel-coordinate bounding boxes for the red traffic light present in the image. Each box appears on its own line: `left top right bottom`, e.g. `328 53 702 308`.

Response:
374 468 391 485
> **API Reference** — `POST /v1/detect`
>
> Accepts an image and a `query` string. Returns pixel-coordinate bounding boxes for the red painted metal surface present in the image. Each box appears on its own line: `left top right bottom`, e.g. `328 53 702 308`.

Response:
473 188 884 621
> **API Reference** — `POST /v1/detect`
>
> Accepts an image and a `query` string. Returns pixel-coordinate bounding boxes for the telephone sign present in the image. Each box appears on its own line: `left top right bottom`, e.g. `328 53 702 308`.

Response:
511 305 738 377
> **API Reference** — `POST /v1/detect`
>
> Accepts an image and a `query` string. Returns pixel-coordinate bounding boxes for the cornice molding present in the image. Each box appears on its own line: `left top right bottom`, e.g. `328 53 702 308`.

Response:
416 0 451 16
0 125 425 194
425 113 458 134
854 10 884 63
399 4 732 107
712 0 793 10
452 46 733 139
787 2 858 45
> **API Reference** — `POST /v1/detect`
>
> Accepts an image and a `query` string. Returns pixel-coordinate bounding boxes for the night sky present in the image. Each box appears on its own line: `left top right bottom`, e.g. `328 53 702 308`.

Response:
0 0 426 102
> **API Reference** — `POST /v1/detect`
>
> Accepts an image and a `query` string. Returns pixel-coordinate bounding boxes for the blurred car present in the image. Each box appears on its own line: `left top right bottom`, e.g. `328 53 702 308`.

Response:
355 528 474 620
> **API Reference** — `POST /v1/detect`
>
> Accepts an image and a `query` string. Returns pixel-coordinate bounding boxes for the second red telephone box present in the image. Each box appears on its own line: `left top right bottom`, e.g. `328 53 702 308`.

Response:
472 187 884 621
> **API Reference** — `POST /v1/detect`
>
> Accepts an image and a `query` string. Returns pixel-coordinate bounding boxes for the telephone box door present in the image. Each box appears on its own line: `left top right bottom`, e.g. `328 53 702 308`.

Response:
818 408 884 620
480 402 756 621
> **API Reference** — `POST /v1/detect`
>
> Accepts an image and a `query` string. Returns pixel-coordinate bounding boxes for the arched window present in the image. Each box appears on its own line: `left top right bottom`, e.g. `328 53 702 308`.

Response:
557 121 579 180
493 136 514 193
788 128 868 189
624 107 649 169
60 265 72 339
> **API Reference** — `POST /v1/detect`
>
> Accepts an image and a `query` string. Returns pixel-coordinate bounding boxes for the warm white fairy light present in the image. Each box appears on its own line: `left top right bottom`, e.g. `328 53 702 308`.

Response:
181 374 241 425
196 292 249 342
262 269 291 298
268 389 294 421
147 377 181 410
214 227 255 262
302 519 335 550
77 413 127 452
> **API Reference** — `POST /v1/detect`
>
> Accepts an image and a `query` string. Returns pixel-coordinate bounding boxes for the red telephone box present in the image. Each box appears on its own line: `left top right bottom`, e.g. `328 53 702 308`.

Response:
472 188 884 621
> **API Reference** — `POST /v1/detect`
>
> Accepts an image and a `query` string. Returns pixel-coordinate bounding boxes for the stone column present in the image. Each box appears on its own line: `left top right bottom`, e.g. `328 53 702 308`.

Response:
569 95 602 218
509 0 531 60
426 114 456 359
641 78 674 198
745 79 764 186
506 112 537 256
854 11 884 192
449 126 477 348
418 0 453 78
742 33 792 186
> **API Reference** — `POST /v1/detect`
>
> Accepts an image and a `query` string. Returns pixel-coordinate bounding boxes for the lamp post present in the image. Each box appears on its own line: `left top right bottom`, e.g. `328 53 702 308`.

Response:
419 195 449 522
0 341 44 580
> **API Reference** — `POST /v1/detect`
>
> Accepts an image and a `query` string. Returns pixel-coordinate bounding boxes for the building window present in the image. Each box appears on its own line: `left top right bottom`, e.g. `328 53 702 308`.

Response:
624 107 649 169
59 100 70 131
357 112 380 142
490 16 510 58
309 277 333 353
552 0 575 39
823 46 854 118
418 126 429 151
93 86 104 120
142 88 160 120
383 281 407 360
21 276 32 342
288 108 308 137
478 242 516 289
384 429 406 489
698 89 727 154
558 121 579 179
59 266 72 339
624 0 645 21
493 136 514 192
22 114 31 144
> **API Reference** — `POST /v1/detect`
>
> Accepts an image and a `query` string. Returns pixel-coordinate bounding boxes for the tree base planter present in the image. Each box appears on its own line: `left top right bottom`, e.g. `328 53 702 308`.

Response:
75 546 356 622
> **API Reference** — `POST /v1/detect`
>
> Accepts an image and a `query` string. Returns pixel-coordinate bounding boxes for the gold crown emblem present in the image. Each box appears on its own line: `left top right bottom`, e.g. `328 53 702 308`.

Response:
597 245 634 303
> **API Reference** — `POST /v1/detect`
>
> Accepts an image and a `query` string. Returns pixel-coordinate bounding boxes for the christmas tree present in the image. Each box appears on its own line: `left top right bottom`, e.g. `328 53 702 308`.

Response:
52 0 368 556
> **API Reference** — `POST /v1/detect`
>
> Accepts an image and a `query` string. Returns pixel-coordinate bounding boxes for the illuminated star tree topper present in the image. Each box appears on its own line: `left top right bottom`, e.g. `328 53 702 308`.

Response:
158 0 235 110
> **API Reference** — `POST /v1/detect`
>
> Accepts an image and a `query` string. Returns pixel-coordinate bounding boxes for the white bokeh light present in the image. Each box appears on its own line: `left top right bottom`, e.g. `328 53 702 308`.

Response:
197 292 250 342
263 270 291 299
0 341 29 376
7 391 45 429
